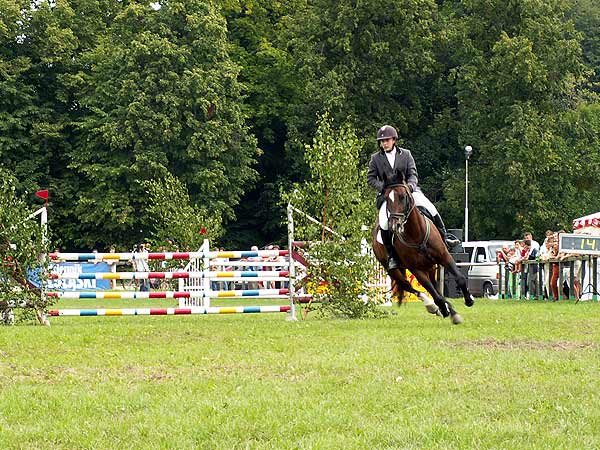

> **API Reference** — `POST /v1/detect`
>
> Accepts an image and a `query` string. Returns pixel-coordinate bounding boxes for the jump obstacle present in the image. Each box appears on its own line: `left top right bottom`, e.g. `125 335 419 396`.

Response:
39 204 391 322
46 238 305 319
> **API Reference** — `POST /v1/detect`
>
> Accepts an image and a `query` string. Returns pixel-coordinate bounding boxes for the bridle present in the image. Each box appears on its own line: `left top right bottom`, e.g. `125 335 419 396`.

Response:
385 183 414 233
385 183 431 252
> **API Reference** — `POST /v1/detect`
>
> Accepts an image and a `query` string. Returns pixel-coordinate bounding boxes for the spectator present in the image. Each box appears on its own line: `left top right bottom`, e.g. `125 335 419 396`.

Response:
509 241 524 274
524 238 540 299
545 236 560 300
107 245 118 290
538 230 554 299
524 232 540 254
555 230 571 299
131 243 150 292
558 227 588 300
266 244 285 289
212 248 229 291
496 244 511 263
247 245 262 290
521 239 532 297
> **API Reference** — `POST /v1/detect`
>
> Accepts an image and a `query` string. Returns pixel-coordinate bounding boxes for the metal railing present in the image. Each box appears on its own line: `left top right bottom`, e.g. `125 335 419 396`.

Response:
496 256 599 301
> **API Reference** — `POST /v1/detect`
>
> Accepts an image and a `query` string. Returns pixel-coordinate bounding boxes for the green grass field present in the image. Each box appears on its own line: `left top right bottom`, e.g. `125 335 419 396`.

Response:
1 299 599 449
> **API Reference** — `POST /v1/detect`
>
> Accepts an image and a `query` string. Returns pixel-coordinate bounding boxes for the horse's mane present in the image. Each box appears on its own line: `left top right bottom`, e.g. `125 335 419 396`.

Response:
383 169 405 189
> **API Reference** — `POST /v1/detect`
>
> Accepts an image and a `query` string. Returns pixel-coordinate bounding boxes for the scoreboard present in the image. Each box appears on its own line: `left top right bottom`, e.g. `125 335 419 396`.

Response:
559 233 600 255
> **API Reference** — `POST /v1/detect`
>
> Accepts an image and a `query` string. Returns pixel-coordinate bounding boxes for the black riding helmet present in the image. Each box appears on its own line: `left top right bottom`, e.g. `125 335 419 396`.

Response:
376 125 398 141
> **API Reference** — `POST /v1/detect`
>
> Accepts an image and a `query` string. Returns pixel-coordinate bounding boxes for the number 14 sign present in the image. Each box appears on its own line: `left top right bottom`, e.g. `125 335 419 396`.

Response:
559 233 600 255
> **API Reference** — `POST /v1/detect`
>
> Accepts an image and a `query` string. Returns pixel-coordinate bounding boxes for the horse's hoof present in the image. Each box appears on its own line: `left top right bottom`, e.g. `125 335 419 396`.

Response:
425 303 440 315
451 313 464 325
439 309 450 318
465 295 475 307
420 294 440 315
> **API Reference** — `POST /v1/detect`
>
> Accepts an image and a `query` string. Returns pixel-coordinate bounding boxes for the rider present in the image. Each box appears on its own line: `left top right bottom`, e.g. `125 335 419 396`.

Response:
367 124 460 270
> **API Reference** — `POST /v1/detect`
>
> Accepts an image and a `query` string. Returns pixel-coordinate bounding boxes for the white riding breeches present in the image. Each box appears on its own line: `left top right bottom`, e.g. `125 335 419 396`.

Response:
379 190 438 231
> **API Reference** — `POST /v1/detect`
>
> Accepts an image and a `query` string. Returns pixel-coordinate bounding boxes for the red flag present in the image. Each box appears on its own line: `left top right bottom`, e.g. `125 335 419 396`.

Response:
35 189 49 201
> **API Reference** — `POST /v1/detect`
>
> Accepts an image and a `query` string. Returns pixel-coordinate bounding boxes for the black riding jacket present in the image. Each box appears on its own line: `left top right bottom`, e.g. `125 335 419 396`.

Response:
367 146 419 209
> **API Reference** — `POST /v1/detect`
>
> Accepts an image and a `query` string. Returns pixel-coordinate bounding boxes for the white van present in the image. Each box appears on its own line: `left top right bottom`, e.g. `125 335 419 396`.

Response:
461 240 513 298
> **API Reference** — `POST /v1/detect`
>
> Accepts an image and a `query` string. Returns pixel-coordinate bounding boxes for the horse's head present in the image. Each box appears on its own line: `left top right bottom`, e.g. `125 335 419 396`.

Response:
382 170 413 236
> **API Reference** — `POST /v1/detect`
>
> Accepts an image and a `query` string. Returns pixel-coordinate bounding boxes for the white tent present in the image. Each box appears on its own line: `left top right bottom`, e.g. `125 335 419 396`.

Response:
572 212 600 234
571 212 600 301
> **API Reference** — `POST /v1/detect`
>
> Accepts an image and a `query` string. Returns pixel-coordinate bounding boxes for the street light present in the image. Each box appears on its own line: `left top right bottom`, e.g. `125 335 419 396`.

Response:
464 145 473 242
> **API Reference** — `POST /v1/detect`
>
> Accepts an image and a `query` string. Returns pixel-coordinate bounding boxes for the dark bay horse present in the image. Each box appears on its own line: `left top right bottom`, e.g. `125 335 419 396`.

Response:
372 171 474 324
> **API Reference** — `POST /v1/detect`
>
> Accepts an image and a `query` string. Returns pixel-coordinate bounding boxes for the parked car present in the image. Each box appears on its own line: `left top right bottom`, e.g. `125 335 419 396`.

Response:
461 240 514 298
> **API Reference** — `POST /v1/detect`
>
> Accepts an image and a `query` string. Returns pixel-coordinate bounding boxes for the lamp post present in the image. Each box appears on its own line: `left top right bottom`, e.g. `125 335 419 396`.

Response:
464 145 473 242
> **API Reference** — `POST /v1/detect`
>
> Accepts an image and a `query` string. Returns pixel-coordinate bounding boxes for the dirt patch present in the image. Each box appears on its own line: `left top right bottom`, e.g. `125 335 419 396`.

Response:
448 338 597 351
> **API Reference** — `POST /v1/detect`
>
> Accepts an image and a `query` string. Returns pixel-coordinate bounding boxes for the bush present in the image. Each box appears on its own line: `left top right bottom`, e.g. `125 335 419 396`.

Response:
0 169 52 325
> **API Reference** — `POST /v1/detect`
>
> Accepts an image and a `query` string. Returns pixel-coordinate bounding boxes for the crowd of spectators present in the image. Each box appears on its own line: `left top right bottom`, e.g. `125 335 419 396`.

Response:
495 230 585 300
86 240 288 293
211 244 288 291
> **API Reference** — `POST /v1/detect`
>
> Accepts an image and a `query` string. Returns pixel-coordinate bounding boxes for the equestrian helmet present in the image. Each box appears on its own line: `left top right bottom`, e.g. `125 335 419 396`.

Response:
376 125 398 141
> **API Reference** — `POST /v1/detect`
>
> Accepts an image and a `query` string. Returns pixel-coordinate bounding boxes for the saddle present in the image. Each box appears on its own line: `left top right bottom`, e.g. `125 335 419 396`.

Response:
417 206 433 222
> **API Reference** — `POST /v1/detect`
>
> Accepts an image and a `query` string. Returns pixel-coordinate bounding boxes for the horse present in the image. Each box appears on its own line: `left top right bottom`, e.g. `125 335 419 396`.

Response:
372 170 474 324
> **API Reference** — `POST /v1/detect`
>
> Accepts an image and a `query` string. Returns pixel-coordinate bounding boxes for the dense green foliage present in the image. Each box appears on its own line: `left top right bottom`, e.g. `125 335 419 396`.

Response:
142 172 223 250
284 114 380 318
1 0 599 249
0 168 52 324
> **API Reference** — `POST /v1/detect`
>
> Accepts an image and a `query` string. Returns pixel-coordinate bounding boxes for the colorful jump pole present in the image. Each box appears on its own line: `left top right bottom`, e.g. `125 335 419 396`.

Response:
48 291 196 299
48 288 290 299
48 305 291 317
49 271 290 280
49 249 288 262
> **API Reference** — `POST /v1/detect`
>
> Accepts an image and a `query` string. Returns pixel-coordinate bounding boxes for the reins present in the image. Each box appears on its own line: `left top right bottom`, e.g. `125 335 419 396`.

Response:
386 183 431 253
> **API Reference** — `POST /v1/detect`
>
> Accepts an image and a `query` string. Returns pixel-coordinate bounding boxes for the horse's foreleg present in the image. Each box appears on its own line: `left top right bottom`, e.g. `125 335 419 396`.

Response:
444 261 475 307
411 269 450 317
416 292 441 315
429 265 464 324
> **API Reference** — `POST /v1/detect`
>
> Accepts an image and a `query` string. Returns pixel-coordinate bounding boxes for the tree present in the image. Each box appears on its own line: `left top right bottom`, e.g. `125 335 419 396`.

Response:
142 172 223 251
568 0 600 93
284 0 439 150
0 0 78 195
222 0 306 247
284 114 382 318
64 0 259 249
436 0 592 238
0 0 126 250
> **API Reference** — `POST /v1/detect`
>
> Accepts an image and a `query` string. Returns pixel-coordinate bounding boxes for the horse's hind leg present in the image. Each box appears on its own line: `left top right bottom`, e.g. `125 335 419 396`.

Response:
411 268 462 324
390 269 439 315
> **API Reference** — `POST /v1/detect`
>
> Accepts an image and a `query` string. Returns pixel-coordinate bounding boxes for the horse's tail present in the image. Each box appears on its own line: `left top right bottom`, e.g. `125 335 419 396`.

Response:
391 277 404 305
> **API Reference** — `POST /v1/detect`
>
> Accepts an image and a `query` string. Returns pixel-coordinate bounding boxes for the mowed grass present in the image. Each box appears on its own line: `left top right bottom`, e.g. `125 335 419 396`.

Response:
1 299 599 449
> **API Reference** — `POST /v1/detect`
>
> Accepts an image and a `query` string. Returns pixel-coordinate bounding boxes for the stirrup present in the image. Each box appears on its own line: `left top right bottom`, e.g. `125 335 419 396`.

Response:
445 237 460 248
444 232 460 248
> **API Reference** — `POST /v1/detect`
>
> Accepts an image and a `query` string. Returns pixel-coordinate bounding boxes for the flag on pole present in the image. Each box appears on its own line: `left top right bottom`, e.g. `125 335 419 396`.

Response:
35 189 49 201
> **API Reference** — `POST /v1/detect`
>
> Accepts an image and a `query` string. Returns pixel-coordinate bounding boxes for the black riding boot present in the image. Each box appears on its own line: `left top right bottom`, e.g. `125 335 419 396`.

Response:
381 229 400 271
432 214 460 249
